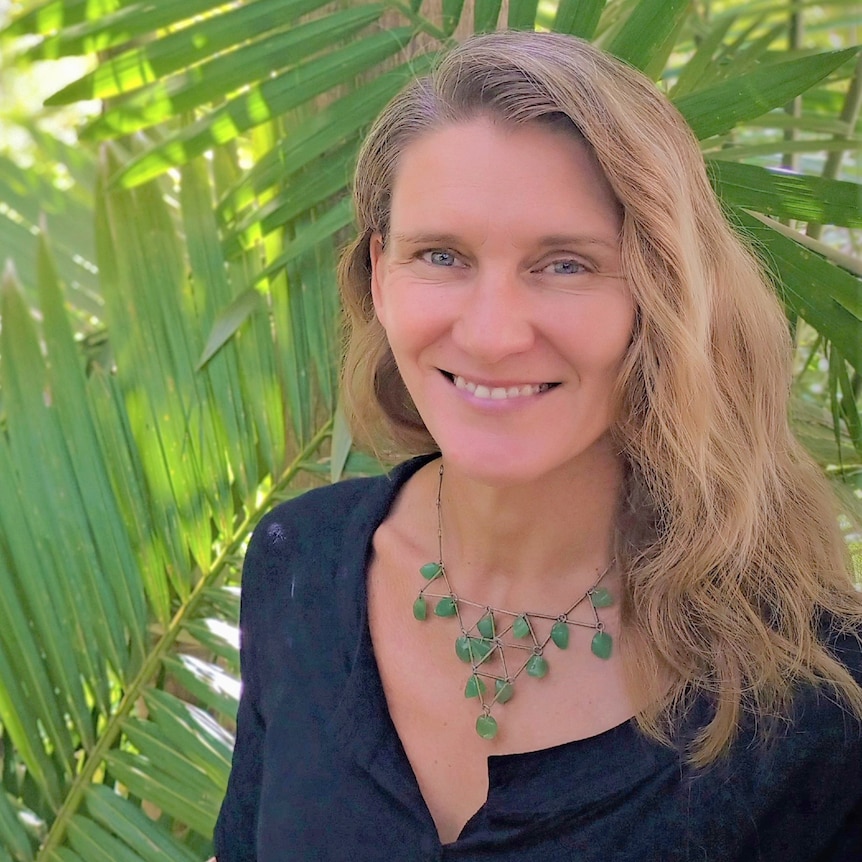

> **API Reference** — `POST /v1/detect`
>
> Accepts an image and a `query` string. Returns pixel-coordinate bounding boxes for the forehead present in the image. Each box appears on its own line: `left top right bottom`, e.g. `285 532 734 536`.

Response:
387 119 621 241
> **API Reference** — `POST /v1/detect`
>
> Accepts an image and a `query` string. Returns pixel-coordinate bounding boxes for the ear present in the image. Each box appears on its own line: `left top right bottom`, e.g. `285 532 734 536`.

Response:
369 232 388 327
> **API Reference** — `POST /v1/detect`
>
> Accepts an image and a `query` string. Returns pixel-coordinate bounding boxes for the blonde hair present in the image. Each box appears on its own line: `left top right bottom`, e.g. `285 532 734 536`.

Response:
338 30 862 763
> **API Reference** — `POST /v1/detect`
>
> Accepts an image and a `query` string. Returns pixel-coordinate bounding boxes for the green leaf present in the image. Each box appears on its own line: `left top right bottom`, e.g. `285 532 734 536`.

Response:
67 816 147 862
705 136 861 163
16 0 218 59
709 161 862 228
676 47 860 140
38 231 149 668
734 210 861 372
113 26 415 188
473 0 502 32
82 5 386 138
223 141 356 258
442 0 465 35
669 13 736 98
196 288 263 369
832 348 862 458
161 655 240 720
84 786 200 862
0 790 34 862
45 0 336 101
103 751 217 838
552 0 605 39
217 56 436 226
330 404 353 484
606 0 690 73
507 0 538 30
253 197 355 286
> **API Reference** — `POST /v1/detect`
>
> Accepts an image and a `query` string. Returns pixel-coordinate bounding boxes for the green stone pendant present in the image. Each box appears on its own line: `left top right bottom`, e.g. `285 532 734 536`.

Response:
476 714 498 740
591 630 613 659
434 596 457 617
420 562 443 580
477 613 495 638
465 675 487 698
512 615 531 639
471 638 493 660
455 636 493 663
413 596 427 621
526 654 549 678
550 621 570 649
589 587 613 608
494 679 514 704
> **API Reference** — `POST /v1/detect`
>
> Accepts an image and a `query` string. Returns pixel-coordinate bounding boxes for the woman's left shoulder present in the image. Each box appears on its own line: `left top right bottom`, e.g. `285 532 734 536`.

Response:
823 619 862 686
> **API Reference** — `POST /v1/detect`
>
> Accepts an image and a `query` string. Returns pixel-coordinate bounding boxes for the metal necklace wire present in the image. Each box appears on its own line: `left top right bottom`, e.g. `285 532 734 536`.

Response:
413 463 615 741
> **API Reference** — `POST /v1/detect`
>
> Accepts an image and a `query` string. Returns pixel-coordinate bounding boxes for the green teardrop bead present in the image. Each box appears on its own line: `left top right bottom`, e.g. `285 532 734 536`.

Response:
526 654 549 678
512 615 531 639
477 613 495 638
494 679 514 704
465 675 487 698
455 636 472 663
591 630 613 659
434 596 457 617
420 562 443 580
413 596 427 621
471 638 493 660
590 587 613 608
476 714 498 740
550 621 570 649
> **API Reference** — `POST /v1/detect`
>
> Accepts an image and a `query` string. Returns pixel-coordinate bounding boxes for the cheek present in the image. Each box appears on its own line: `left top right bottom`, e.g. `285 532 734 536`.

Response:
564 300 635 371
378 286 448 349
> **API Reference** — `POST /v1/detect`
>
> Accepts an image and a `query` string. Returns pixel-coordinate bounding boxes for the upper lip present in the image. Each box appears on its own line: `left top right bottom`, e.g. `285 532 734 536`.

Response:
441 369 560 387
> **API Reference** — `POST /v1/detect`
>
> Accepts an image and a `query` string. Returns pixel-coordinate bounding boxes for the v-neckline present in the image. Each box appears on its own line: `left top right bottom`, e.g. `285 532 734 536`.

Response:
326 455 658 849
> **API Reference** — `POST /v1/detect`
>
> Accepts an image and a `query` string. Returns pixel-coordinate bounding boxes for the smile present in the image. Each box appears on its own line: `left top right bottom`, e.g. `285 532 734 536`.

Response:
444 372 559 400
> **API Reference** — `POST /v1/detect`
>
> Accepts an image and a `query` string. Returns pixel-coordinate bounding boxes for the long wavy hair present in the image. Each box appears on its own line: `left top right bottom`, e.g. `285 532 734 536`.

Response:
338 30 862 764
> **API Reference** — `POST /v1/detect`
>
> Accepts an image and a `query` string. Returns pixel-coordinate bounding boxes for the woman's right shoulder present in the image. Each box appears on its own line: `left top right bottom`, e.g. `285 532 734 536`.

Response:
239 457 436 611
252 474 386 549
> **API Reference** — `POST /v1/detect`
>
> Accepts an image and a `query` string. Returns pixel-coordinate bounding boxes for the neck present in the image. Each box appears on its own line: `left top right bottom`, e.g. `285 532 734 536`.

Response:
434 441 624 607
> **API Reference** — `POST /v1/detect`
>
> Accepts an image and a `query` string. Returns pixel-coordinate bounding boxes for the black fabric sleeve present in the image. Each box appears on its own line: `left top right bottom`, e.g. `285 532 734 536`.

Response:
815 798 862 861
213 519 270 861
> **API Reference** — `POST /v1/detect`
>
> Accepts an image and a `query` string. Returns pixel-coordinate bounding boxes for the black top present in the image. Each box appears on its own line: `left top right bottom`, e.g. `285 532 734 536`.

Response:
214 456 862 861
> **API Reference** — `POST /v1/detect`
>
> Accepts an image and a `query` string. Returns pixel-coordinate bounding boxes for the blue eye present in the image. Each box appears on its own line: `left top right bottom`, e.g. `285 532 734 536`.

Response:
545 259 586 275
423 250 458 267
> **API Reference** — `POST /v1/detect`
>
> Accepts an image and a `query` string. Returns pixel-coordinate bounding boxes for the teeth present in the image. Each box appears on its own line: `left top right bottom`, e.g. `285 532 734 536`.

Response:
452 375 551 399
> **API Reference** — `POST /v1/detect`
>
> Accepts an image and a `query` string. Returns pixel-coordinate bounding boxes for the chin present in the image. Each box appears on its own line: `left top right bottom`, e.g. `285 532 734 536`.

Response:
433 431 620 489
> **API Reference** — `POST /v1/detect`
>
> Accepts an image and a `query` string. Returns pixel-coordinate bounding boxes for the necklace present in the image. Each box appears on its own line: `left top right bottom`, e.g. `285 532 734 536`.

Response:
413 463 615 741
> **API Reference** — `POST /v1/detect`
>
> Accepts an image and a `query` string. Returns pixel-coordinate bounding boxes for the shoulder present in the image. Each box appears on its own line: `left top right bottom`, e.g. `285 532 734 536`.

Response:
241 455 436 606
241 474 386 602
251 473 387 554
825 621 862 687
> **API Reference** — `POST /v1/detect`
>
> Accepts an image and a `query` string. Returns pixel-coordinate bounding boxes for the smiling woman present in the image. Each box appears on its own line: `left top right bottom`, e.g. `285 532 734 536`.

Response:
213 31 862 862
367 119 634 487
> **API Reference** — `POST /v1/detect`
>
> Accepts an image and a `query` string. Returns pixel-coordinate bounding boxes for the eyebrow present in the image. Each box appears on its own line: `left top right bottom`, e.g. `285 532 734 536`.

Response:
390 231 619 251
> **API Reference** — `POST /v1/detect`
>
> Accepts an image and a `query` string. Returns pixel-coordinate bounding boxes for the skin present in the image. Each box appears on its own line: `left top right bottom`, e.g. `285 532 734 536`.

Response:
367 120 639 843
370 119 634 497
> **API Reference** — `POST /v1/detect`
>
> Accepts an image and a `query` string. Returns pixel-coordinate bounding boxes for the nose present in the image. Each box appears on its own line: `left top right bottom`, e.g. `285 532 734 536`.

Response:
450 267 535 363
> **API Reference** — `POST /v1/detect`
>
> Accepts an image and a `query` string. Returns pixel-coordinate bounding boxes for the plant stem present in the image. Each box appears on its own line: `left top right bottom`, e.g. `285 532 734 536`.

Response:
387 0 453 44
807 52 862 240
37 420 332 859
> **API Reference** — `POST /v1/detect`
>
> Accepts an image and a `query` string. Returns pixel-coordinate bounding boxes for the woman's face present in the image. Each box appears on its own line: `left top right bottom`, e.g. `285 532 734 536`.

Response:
370 119 635 486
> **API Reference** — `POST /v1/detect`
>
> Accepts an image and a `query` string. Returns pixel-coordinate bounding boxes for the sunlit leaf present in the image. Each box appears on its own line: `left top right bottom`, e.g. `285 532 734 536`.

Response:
676 48 859 140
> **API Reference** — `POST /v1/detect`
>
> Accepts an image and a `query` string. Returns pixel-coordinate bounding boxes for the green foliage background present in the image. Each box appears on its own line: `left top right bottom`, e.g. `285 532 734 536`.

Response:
0 0 859 857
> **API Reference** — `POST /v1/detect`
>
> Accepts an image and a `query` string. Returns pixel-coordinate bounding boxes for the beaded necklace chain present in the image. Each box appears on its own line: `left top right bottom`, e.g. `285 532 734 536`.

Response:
413 463 615 741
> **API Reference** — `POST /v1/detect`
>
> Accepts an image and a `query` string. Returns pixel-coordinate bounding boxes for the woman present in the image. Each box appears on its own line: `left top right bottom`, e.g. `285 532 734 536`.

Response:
214 31 862 861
